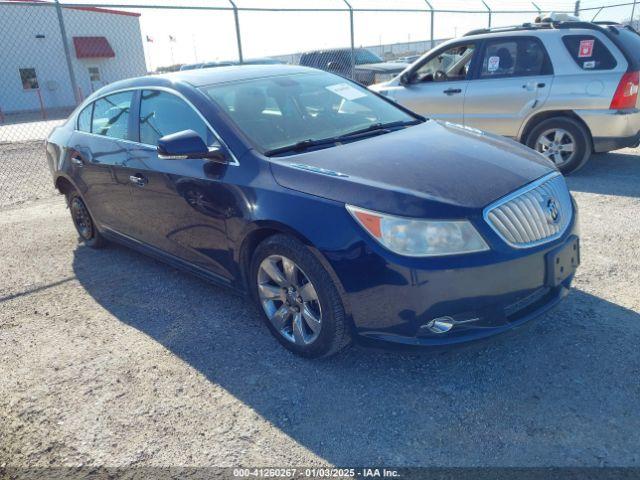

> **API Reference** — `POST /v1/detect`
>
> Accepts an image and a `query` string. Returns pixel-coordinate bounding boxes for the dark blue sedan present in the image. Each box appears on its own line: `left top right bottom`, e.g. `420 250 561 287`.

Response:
46 65 579 357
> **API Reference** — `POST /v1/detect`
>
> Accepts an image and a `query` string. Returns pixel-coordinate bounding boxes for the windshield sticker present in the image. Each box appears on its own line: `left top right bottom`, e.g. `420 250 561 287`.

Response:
578 39 594 58
326 83 367 101
583 60 596 69
487 56 500 72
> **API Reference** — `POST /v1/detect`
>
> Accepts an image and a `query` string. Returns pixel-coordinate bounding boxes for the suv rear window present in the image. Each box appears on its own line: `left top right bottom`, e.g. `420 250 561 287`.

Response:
616 28 640 64
562 35 617 70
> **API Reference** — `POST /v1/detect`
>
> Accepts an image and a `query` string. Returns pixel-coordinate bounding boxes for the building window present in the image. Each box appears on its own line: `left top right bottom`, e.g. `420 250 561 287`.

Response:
88 67 101 82
19 68 39 90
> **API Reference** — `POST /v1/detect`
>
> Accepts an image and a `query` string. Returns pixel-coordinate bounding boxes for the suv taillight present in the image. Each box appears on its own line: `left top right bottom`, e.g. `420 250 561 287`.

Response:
610 71 639 110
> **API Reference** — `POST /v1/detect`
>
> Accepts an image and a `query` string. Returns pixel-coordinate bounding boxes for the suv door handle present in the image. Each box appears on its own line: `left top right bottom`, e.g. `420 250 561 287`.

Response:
129 174 148 187
443 88 462 95
70 155 84 166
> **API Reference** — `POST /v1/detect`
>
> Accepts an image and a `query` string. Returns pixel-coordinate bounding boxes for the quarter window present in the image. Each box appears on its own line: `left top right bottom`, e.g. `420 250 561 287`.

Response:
562 35 617 70
480 38 551 79
91 91 134 140
139 90 212 146
77 104 92 132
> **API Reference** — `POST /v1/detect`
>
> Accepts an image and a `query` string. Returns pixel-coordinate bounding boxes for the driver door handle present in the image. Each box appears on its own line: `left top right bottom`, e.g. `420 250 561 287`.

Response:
129 174 148 187
443 88 462 95
70 155 84 167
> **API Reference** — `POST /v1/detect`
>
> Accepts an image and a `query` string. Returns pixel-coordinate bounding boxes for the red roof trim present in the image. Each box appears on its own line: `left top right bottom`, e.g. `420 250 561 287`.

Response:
73 36 116 59
5 0 141 17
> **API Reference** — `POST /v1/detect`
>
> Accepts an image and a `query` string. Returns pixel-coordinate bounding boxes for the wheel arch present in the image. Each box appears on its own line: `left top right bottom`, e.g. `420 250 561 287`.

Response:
518 110 594 152
236 221 353 319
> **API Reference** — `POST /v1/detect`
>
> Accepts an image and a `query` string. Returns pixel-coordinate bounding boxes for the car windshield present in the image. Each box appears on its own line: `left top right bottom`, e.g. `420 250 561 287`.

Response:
201 72 419 154
355 49 383 64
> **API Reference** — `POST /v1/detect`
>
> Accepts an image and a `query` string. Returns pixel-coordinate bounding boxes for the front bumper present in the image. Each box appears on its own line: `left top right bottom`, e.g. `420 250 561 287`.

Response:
331 220 579 348
574 108 640 152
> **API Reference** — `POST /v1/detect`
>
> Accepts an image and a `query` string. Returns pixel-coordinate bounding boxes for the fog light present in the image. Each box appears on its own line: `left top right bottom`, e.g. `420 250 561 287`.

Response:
424 316 454 334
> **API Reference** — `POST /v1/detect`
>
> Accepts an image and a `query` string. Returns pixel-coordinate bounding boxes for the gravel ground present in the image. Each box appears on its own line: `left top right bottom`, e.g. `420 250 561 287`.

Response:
1 150 639 468
0 140 57 208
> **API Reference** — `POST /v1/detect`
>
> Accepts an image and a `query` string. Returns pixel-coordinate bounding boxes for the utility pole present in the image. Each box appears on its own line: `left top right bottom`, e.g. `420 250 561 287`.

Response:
54 0 80 104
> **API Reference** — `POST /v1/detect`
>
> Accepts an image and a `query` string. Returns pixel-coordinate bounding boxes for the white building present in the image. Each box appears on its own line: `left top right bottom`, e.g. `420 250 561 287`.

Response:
0 0 146 116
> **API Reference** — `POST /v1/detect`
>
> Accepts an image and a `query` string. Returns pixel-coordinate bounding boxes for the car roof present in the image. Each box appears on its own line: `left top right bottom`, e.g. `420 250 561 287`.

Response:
94 64 317 97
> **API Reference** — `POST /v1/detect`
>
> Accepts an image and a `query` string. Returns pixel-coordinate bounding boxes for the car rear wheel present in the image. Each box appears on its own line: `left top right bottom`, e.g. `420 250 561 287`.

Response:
66 190 106 249
250 234 351 358
526 117 591 174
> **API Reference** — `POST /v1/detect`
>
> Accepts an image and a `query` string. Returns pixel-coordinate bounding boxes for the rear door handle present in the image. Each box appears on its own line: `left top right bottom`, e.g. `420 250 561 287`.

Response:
129 174 148 187
70 155 84 166
443 88 462 95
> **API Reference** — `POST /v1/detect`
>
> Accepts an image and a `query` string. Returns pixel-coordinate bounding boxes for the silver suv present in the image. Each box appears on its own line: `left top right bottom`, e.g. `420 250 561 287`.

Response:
370 20 640 174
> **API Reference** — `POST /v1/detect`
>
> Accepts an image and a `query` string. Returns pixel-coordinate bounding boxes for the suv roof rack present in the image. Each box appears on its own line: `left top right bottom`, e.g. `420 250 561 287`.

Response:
463 20 622 37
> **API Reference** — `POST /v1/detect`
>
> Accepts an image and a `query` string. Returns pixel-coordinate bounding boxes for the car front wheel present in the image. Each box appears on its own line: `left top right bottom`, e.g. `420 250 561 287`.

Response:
250 234 351 358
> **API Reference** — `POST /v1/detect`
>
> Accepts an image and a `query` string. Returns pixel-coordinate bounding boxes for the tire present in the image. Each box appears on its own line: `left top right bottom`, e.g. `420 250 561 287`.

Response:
250 234 351 358
525 116 591 175
66 190 106 249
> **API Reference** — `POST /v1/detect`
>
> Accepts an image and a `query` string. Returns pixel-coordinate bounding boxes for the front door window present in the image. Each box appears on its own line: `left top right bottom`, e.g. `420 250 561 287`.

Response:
414 44 475 83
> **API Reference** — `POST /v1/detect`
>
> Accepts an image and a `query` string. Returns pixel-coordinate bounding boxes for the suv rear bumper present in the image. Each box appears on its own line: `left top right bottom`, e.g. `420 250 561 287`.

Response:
574 108 640 152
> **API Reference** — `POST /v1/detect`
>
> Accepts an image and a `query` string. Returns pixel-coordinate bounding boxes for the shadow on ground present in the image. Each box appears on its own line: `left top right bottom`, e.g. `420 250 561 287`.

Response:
72 241 640 466
567 151 640 198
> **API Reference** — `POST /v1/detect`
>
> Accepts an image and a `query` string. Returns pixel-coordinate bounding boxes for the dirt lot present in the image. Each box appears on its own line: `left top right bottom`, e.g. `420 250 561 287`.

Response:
1 150 639 468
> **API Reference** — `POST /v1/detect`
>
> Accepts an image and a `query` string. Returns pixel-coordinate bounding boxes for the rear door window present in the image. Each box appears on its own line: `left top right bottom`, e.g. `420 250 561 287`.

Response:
562 35 617 70
91 91 134 140
479 37 552 79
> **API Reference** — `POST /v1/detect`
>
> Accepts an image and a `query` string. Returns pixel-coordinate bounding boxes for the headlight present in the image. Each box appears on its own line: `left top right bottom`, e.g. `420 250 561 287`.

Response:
346 205 489 257
374 72 397 84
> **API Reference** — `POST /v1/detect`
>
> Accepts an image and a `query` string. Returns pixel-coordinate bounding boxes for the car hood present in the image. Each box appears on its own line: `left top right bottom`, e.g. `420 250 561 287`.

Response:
269 121 556 218
355 62 409 73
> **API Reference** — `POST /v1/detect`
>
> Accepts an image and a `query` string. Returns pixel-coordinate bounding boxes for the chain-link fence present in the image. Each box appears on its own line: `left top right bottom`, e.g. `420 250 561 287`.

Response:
0 0 576 208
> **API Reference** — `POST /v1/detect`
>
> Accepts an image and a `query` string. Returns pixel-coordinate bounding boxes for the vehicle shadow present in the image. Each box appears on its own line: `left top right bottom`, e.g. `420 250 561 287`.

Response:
72 243 640 466
566 150 640 198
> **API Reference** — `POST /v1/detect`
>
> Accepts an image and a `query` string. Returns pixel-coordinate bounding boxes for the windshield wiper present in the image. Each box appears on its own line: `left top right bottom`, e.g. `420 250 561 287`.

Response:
337 119 422 140
264 137 340 156
264 119 422 157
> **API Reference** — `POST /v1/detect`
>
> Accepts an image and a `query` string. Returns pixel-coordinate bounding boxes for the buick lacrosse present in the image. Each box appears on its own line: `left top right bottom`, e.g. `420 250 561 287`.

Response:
47 65 579 357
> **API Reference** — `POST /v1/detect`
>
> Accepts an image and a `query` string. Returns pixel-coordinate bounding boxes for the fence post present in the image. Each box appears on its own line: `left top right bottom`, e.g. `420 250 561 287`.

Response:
574 1 580 17
54 0 80 105
424 0 434 48
482 0 491 29
631 0 637 27
342 0 355 79
229 0 244 63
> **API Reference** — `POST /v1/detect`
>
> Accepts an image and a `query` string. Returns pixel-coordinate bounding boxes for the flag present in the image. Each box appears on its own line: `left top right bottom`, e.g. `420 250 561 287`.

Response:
146 35 154 43
169 35 176 43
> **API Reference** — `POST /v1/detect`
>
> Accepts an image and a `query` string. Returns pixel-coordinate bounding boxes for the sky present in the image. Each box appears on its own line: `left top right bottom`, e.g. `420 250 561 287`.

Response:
61 0 637 70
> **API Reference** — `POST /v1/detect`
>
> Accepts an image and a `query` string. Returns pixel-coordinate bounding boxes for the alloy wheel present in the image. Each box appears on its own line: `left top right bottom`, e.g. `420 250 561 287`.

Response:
535 128 576 167
257 254 322 345
70 196 94 240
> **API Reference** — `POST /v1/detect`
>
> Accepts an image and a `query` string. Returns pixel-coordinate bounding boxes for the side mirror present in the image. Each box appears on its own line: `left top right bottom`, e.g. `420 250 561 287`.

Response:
327 61 342 73
157 129 226 162
400 72 414 85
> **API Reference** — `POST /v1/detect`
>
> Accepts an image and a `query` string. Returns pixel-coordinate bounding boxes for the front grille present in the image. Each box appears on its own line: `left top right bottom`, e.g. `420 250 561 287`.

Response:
484 173 573 248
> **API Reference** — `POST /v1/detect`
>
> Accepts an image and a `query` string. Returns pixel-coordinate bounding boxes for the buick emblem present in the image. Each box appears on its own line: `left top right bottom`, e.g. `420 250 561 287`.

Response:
545 198 560 224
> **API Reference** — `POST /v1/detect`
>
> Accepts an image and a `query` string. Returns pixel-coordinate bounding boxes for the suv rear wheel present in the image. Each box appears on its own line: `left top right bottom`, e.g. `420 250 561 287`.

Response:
526 117 591 174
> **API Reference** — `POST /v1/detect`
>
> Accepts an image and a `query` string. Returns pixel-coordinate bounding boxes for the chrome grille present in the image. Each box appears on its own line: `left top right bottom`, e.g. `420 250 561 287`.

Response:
484 173 573 248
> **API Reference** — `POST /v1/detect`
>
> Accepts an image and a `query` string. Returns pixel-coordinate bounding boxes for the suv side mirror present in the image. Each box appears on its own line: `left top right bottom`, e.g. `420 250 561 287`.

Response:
400 71 415 85
157 129 226 162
